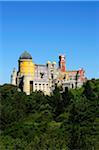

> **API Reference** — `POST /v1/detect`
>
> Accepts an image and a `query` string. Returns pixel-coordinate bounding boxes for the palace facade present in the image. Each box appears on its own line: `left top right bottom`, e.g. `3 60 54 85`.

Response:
11 51 86 95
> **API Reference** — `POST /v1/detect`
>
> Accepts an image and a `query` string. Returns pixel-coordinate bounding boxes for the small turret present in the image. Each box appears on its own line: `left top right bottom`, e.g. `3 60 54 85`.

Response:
46 61 51 68
11 68 17 85
52 61 56 68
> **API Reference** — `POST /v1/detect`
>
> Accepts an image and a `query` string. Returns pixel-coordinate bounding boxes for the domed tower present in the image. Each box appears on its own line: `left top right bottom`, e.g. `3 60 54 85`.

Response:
18 51 35 95
18 51 35 76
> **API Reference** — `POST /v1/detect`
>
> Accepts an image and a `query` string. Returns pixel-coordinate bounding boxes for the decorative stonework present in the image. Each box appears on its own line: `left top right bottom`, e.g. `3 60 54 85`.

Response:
11 51 86 95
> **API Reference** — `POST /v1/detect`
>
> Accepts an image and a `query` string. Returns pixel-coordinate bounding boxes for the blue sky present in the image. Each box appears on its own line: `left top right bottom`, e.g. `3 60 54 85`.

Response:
0 1 99 84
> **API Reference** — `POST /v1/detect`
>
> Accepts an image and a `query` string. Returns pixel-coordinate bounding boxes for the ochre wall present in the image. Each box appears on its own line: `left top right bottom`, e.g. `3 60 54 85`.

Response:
19 59 35 77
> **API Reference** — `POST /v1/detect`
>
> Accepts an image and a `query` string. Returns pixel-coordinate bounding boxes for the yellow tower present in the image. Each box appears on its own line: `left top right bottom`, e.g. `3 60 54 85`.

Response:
18 51 35 95
18 51 35 77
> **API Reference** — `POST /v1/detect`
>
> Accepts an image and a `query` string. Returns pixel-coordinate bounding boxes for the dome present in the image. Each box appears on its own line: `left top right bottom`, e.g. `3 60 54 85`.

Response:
47 61 51 64
19 51 32 59
52 61 56 65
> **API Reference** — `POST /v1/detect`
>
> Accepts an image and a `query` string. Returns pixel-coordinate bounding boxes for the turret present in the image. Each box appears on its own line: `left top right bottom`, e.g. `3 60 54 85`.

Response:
46 61 51 68
59 55 66 72
52 61 56 68
11 68 17 85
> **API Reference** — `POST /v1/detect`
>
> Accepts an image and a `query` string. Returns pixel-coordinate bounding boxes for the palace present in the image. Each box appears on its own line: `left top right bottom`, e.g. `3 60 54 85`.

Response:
11 51 86 95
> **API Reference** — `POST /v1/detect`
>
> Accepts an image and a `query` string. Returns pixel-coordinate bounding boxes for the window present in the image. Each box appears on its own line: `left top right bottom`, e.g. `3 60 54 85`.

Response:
43 84 45 90
35 83 37 90
30 81 33 93
39 84 41 90
40 72 44 79
46 84 48 89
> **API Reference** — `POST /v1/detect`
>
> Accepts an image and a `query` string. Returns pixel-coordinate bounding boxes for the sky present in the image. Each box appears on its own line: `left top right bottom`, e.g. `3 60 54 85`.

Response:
0 1 99 84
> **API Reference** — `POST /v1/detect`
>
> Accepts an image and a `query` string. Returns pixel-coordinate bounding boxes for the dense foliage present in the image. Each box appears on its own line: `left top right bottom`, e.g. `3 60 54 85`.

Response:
0 79 99 149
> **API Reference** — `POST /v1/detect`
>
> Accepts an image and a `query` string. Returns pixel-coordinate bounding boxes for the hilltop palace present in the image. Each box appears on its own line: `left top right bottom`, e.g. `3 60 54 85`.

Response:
11 51 86 95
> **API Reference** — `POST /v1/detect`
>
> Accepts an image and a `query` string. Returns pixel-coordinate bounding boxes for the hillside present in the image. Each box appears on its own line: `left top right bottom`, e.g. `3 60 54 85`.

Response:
0 79 99 149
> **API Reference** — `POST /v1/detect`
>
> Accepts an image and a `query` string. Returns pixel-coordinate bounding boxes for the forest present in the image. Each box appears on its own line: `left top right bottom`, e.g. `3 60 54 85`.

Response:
0 79 99 150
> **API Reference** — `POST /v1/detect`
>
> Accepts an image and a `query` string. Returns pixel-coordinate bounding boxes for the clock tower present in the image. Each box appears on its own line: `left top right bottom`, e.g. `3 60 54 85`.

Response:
59 55 66 72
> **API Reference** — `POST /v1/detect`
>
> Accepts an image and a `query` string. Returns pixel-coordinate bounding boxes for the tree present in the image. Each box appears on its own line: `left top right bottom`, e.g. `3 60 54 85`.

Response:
50 86 64 120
